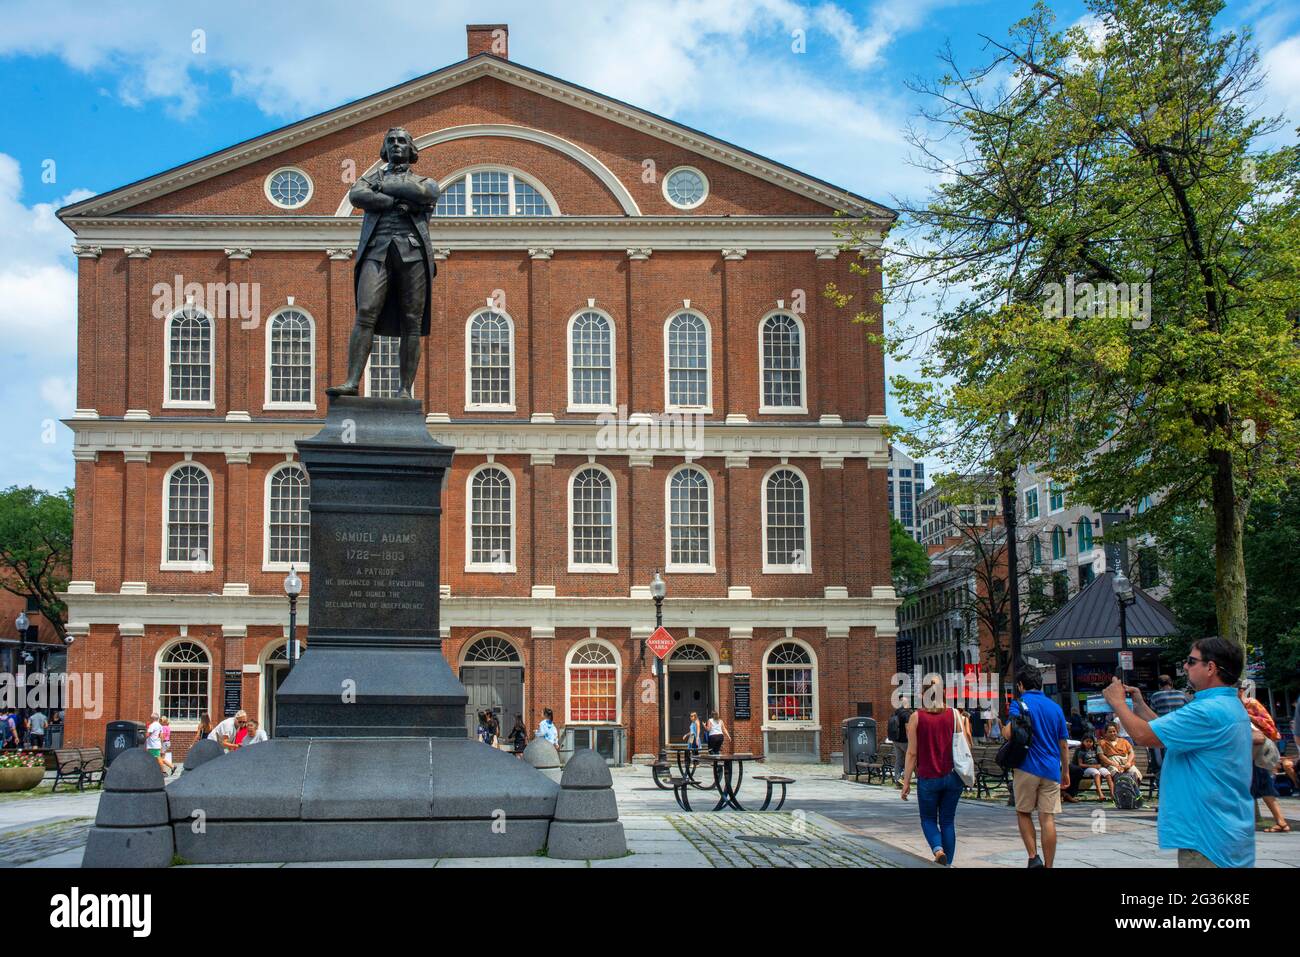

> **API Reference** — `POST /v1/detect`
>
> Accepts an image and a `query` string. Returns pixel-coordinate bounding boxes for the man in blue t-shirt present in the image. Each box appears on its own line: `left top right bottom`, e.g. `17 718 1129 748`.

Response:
1004 664 1070 868
1103 637 1253 868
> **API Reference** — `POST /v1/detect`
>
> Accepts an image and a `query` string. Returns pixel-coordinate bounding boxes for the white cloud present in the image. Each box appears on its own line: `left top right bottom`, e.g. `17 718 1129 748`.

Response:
39 376 76 416
1262 35 1300 130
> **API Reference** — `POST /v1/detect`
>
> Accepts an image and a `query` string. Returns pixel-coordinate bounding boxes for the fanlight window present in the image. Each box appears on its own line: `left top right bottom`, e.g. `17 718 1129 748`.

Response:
766 642 814 723
158 641 210 722
434 170 553 217
464 635 521 663
670 644 711 662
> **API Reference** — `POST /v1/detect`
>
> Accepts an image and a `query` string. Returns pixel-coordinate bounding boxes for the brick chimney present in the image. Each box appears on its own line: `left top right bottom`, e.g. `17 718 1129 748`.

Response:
467 23 508 59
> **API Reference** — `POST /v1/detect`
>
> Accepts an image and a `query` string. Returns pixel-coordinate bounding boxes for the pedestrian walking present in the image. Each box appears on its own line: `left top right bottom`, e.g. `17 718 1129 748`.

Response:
1005 664 1070 868
537 707 559 748
888 698 913 786
508 714 527 756
0 707 18 749
705 711 730 754
900 676 972 866
145 713 167 773
683 711 704 769
1239 688 1289 834
26 708 47 750
1102 636 1254 868
158 716 175 773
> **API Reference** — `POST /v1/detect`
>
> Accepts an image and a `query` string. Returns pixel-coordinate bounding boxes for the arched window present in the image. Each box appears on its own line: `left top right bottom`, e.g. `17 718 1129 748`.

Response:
466 311 514 409
765 642 815 723
166 306 213 406
665 312 710 409
157 641 210 723
1051 526 1067 561
567 641 620 723
670 643 713 663
365 335 401 398
667 466 713 570
463 634 522 663
1029 536 1043 567
760 313 805 410
163 464 212 569
568 310 614 410
570 466 616 570
1077 518 1094 553
434 169 555 217
266 308 314 407
763 467 809 572
266 464 310 568
467 466 514 571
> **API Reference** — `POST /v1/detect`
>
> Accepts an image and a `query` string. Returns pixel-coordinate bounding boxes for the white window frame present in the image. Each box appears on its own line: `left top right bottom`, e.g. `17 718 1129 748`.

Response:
761 463 812 574
760 638 820 732
163 306 216 410
1048 481 1066 514
161 461 215 572
363 335 413 399
464 310 516 411
153 637 212 731
263 166 315 210
1023 485 1040 522
757 310 808 414
568 463 618 573
464 463 517 573
661 165 710 210
262 461 311 572
433 165 561 217
664 463 715 573
566 308 617 413
263 307 317 410
564 638 622 726
663 310 713 413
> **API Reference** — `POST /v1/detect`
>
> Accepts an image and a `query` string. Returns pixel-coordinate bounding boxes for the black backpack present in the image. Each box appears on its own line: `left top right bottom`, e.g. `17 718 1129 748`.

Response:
1114 771 1143 809
888 708 910 743
995 700 1035 771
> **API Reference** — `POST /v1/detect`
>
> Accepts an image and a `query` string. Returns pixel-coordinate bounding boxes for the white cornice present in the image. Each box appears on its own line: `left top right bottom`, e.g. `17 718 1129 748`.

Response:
62 591 901 634
64 418 893 465
58 56 895 223
62 216 884 253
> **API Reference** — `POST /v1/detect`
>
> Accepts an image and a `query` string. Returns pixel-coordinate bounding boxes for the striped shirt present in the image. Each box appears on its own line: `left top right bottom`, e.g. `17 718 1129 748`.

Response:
1149 688 1189 716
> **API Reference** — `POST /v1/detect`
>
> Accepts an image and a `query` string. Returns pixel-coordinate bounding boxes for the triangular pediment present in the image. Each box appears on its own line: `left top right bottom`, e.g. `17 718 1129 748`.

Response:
59 54 894 223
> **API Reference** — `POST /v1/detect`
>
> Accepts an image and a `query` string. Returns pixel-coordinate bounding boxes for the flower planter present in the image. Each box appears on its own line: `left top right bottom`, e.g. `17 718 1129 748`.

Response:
0 766 45 792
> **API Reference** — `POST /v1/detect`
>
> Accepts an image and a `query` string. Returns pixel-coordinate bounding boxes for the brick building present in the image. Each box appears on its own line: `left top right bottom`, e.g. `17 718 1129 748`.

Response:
56 24 898 763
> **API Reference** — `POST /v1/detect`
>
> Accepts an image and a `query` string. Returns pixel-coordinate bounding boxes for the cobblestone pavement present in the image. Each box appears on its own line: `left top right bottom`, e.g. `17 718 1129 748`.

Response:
0 819 93 868
667 811 908 867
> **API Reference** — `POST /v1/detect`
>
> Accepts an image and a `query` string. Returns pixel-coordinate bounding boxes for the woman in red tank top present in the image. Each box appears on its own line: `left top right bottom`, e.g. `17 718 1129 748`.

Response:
900 677 972 866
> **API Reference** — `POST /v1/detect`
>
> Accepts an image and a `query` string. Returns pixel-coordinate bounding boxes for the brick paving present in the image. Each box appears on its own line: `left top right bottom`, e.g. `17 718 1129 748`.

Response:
0 819 93 868
668 811 906 868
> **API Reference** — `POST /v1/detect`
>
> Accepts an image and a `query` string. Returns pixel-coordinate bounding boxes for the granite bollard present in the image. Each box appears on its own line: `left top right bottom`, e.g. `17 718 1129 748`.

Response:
547 749 627 860
81 748 174 868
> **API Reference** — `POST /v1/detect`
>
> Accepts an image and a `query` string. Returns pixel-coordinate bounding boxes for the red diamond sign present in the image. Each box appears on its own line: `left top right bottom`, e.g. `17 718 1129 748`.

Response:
646 626 676 660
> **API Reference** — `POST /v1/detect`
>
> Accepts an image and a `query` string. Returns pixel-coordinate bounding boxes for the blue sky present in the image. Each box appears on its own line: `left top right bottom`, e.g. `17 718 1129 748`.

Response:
1 0 1296 492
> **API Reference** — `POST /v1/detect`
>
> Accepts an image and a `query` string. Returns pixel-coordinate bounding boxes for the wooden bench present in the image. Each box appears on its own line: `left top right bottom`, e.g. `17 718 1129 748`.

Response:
48 747 105 792
754 774 795 811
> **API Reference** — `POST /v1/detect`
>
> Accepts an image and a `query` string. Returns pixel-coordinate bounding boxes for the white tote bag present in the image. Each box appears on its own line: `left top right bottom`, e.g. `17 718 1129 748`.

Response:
951 709 975 787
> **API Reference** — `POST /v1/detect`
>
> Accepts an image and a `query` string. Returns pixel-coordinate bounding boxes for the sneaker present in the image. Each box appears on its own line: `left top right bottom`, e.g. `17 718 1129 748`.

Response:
1027 855 1044 868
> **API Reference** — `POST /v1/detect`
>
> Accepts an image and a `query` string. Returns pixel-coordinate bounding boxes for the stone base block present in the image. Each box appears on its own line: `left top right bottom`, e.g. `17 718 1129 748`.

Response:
547 820 627 860
554 787 618 823
173 819 550 864
96 790 170 828
82 826 174 868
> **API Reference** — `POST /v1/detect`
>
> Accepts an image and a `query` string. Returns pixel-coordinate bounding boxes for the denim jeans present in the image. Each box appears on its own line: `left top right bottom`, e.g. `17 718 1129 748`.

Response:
916 771 963 864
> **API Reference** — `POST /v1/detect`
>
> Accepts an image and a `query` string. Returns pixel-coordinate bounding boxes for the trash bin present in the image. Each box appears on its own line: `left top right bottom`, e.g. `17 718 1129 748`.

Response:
842 716 877 776
104 720 146 766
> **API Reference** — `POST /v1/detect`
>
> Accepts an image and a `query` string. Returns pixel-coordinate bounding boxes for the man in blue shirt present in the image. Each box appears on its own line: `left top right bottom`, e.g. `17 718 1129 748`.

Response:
1005 664 1070 867
1103 636 1253 868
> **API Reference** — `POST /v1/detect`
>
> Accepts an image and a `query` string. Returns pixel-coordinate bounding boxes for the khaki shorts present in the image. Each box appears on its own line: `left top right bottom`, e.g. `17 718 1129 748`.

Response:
1013 768 1062 814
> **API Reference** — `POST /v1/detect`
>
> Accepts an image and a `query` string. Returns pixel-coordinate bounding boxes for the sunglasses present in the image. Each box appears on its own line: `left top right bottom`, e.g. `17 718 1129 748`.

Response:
1184 656 1205 666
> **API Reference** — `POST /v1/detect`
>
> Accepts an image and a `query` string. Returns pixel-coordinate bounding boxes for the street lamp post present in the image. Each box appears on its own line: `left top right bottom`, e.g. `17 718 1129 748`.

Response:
283 567 303 672
1111 569 1136 685
650 571 668 769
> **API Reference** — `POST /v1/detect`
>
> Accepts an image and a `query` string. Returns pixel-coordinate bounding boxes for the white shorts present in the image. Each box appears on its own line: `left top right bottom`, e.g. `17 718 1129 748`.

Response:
1083 767 1112 778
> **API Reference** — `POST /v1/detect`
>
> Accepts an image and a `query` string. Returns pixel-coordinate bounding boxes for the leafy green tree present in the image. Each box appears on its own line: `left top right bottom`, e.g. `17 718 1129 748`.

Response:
890 517 931 598
0 486 73 641
840 0 1300 656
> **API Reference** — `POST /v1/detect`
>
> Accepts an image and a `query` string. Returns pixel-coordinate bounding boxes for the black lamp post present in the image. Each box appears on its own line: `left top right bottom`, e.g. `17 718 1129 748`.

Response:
1111 568 1136 685
283 567 303 671
650 571 667 768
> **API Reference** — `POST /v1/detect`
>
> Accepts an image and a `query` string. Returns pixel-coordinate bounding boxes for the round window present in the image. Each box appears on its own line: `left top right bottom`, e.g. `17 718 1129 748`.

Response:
663 166 708 209
265 168 313 209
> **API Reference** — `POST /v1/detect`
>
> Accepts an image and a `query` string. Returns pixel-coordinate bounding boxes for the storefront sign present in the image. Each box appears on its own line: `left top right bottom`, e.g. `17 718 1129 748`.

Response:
733 673 751 720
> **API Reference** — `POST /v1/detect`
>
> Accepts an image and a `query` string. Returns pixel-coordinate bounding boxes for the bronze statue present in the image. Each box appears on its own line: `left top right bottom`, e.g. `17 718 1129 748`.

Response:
327 127 439 399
